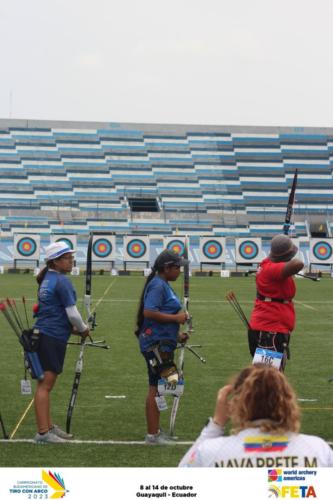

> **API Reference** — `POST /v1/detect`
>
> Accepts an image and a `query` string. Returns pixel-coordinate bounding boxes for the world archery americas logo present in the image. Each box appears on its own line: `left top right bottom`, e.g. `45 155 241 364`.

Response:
268 469 283 482
267 471 317 498
42 470 68 498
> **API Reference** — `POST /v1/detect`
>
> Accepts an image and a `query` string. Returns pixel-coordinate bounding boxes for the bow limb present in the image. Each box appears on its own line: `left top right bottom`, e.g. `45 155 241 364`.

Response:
283 169 298 236
169 236 193 437
84 232 96 332
182 235 193 336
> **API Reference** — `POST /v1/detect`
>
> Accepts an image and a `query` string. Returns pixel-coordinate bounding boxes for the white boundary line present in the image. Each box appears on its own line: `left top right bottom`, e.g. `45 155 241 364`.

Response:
10 298 333 305
294 300 317 311
1 438 332 447
0 439 193 445
89 299 328 307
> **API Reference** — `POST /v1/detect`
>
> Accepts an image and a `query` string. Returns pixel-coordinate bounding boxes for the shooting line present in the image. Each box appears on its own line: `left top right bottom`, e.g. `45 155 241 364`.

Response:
294 300 317 311
0 438 193 445
7 297 333 306
1 436 331 447
300 407 333 411
105 395 126 399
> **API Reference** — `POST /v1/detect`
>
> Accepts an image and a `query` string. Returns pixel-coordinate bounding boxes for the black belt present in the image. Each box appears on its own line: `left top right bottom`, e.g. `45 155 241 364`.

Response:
256 292 291 304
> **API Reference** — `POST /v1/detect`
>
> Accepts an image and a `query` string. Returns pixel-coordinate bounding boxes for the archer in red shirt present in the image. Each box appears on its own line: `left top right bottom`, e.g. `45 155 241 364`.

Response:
248 234 304 360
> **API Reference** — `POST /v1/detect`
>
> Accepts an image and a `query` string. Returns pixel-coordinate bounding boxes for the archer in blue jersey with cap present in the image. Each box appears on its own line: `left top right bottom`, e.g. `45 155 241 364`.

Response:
135 249 189 445
33 241 90 444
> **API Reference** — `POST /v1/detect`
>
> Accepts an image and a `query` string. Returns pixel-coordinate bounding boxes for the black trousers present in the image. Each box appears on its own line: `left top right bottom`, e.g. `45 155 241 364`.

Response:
248 329 291 358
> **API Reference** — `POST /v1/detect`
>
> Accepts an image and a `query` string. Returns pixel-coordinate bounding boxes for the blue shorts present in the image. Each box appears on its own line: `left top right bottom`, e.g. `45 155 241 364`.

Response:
37 333 67 374
142 350 160 386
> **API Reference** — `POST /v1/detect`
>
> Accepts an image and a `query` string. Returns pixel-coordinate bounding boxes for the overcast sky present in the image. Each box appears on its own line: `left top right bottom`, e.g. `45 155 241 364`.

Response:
0 0 332 127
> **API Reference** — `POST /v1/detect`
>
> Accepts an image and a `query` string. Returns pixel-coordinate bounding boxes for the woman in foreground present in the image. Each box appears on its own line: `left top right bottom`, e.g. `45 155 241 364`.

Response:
179 364 333 467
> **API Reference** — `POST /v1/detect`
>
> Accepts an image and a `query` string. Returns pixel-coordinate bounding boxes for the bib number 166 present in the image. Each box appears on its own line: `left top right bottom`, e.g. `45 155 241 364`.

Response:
253 348 283 370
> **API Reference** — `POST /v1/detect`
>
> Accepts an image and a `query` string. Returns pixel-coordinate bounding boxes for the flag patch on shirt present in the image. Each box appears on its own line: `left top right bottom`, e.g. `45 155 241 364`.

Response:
243 435 289 453
185 450 197 466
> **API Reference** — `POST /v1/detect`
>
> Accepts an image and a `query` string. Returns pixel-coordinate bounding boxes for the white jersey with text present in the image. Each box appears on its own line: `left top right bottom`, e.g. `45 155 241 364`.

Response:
179 420 333 468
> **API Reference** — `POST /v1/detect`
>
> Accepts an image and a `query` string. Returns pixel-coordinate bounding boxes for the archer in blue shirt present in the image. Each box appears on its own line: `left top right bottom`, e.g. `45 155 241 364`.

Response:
135 249 189 444
33 241 89 444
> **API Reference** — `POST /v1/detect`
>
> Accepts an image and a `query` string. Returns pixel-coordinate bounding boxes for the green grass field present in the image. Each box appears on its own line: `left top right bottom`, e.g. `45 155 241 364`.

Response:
0 273 332 467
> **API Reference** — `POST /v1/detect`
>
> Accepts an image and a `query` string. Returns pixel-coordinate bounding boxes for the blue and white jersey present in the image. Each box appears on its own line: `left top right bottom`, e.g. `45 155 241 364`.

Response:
34 269 77 344
139 275 182 353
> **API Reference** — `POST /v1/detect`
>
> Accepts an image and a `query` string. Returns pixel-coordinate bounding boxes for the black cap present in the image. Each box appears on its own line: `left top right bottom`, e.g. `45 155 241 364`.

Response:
153 249 189 271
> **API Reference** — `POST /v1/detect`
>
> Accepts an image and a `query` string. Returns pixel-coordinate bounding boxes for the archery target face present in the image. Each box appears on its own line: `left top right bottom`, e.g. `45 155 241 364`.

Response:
235 238 262 263
50 234 77 252
55 237 74 249
165 238 186 256
199 237 226 263
17 237 36 257
13 234 40 260
310 239 333 264
94 238 112 258
123 236 149 261
92 235 116 261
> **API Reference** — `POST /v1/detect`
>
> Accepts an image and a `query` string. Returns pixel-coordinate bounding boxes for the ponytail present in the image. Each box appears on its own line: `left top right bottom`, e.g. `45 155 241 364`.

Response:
36 265 49 286
134 269 157 337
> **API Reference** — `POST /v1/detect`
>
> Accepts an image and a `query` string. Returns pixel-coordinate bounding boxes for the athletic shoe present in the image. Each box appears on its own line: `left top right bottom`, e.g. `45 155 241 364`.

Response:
34 431 67 444
145 432 174 445
159 429 178 441
50 425 73 440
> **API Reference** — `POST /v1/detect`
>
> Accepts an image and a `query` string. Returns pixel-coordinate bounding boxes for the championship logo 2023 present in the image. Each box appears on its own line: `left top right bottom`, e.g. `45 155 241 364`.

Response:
9 470 67 499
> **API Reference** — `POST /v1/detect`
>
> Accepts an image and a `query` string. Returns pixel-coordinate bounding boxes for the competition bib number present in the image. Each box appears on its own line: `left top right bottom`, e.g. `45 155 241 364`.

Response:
158 378 184 396
252 348 283 370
